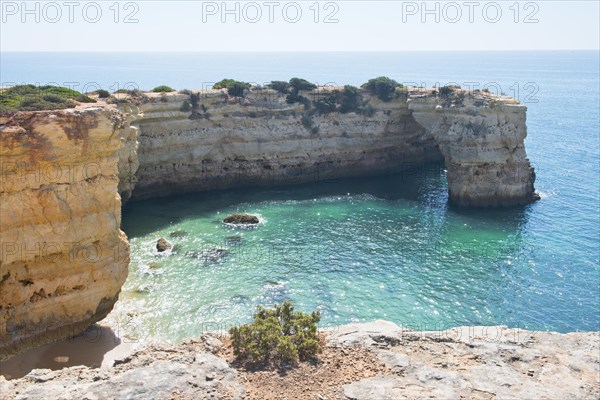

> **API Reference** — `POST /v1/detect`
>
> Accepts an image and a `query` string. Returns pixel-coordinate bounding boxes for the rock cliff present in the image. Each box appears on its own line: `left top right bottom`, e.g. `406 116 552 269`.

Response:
0 107 130 359
124 90 442 200
119 88 537 207
410 94 538 207
0 85 538 358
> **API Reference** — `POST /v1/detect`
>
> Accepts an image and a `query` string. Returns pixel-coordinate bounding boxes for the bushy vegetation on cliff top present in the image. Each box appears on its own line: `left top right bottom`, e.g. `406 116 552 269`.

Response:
0 85 96 113
213 79 252 97
151 85 175 93
230 301 321 368
361 76 403 102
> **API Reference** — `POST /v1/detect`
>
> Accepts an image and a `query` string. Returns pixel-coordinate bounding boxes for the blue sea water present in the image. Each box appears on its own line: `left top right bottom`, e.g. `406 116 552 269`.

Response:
2 51 598 340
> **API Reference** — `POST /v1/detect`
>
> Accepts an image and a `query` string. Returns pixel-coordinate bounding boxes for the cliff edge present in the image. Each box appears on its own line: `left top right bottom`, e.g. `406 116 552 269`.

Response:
1 321 598 399
0 108 130 359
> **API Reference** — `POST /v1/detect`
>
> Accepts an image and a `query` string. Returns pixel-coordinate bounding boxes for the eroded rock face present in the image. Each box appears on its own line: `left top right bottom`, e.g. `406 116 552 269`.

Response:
120 89 536 208
123 91 443 200
410 95 538 207
0 107 130 359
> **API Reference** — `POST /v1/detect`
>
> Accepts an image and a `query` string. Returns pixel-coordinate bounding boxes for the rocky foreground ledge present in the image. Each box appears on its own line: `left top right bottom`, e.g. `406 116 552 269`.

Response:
1 321 598 400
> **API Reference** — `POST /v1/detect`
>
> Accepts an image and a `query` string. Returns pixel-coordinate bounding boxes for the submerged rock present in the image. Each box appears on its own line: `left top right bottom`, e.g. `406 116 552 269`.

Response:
156 238 171 252
169 230 188 238
186 248 230 263
230 294 251 304
225 235 244 244
223 214 259 225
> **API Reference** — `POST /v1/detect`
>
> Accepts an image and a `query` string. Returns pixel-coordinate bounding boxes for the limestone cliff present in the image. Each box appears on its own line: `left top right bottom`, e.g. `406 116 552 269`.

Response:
119 88 537 207
410 94 538 207
0 85 538 358
0 107 130 359
123 90 442 200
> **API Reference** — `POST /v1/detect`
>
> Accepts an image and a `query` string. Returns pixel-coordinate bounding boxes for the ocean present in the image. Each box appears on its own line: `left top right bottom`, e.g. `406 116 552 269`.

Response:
2 51 598 341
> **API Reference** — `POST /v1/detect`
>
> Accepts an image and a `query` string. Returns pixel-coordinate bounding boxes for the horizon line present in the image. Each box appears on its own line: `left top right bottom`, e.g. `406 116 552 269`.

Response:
2 49 599 53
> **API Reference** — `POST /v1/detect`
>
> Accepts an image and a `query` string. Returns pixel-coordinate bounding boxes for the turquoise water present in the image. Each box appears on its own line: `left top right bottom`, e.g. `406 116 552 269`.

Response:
3 51 598 339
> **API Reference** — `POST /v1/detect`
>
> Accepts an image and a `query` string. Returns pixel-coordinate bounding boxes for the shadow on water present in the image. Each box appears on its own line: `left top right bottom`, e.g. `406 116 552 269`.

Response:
122 166 532 238
123 165 440 236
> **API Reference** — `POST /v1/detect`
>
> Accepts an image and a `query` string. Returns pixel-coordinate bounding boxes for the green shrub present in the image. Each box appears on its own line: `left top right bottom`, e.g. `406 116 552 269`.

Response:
268 81 290 94
151 85 175 93
286 92 302 104
179 89 192 95
227 81 251 97
229 301 321 367
361 76 402 102
213 79 237 89
114 89 130 94
76 94 96 103
314 95 337 114
439 85 461 98
289 78 317 93
361 104 377 117
180 100 191 112
301 114 314 130
313 86 364 115
0 84 97 113
338 85 362 113
212 79 251 97
95 89 111 98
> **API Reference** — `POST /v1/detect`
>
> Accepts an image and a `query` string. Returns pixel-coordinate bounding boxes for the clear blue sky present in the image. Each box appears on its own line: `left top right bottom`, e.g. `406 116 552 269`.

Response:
1 1 598 51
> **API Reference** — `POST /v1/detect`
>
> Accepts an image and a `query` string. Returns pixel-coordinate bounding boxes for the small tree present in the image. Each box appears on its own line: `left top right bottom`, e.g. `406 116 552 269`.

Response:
96 89 111 98
314 95 337 114
338 85 362 113
230 301 321 367
268 81 290 94
439 85 460 98
289 78 317 93
213 79 237 89
361 76 401 102
227 81 251 97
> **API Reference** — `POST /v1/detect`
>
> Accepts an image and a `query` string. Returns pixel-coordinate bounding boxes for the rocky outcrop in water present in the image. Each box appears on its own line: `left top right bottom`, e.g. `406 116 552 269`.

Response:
0 107 130 359
223 214 259 225
156 238 171 252
410 92 538 207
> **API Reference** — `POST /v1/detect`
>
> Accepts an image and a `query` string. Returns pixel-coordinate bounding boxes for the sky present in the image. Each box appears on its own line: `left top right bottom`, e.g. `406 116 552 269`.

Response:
1 1 599 52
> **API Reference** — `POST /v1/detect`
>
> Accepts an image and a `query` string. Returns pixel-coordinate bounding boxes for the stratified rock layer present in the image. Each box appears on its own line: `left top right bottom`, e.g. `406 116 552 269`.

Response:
121 89 537 208
0 108 130 359
124 90 443 200
410 96 538 207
